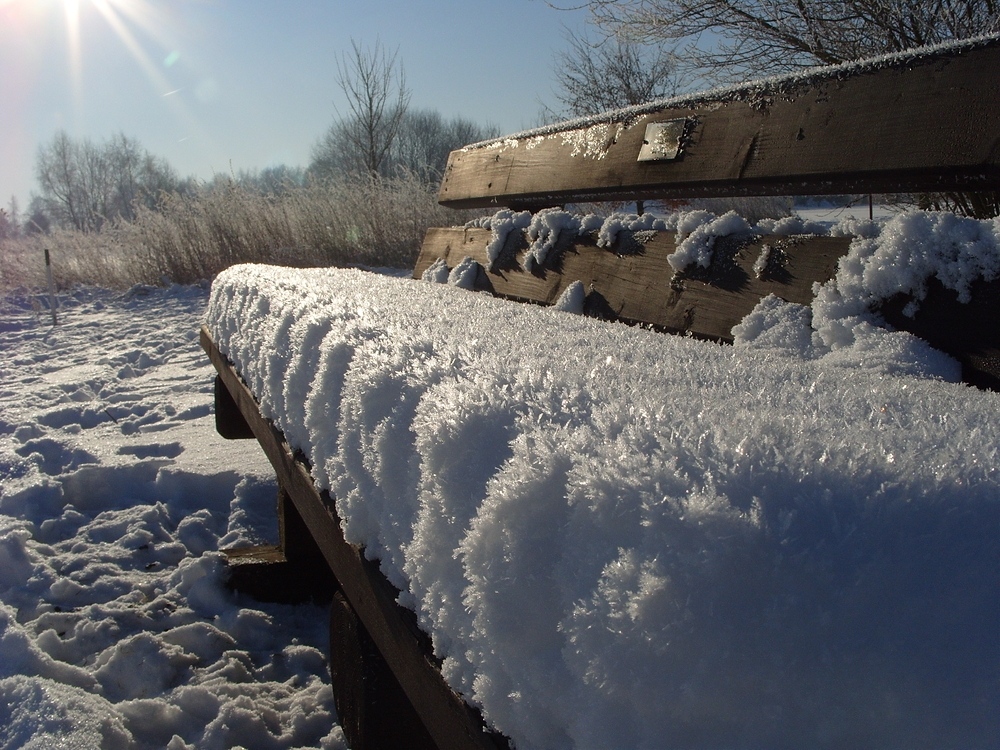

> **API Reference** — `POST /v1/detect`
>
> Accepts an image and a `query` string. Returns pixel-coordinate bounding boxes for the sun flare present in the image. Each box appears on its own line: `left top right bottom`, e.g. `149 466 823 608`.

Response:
3 0 178 92
2 0 206 154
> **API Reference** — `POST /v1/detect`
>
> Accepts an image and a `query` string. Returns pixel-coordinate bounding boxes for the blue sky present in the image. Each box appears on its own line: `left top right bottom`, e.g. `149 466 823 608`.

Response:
1 0 589 209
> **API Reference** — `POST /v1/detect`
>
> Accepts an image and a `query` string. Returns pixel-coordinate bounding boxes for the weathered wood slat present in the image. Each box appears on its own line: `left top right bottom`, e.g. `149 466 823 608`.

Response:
329 590 438 750
881 277 1000 391
200 327 505 750
415 226 847 341
416 227 1000 389
439 39 1000 209
223 484 339 604
214 375 255 439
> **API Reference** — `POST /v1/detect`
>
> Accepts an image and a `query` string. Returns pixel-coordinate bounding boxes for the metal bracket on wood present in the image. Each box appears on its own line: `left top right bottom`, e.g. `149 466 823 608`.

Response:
636 118 689 161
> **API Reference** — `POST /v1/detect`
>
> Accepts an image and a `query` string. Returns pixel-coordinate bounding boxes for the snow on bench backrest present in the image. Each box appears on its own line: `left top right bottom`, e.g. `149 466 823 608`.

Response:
438 35 1000 210
416 207 1000 390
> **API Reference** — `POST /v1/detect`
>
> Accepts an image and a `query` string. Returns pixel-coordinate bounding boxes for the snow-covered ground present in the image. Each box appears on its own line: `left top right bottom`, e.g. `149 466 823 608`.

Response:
0 285 345 749
3 207 999 750
207 209 1000 750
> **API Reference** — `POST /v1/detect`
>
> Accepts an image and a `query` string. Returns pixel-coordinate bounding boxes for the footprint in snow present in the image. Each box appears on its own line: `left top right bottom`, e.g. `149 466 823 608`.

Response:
37 405 112 431
15 437 99 476
117 443 183 459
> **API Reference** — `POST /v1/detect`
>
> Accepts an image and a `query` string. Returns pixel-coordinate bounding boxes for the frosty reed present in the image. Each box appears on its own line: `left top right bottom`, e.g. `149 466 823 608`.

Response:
0 173 465 292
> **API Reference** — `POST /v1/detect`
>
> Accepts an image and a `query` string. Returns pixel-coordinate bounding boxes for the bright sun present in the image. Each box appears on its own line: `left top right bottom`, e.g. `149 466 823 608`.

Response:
25 0 180 98
1 0 190 128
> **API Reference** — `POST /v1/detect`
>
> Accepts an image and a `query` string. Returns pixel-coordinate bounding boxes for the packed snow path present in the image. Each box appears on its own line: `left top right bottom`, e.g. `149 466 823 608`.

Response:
0 286 345 749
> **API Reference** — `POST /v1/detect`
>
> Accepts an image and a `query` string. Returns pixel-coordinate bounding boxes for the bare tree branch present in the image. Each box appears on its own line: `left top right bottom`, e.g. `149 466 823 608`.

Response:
332 38 411 178
34 132 179 231
555 0 999 215
576 0 999 84
551 30 680 117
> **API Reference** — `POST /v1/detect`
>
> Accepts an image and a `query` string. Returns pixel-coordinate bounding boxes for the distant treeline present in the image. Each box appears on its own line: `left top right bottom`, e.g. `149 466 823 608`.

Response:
3 106 496 240
0 83 499 293
0 172 485 293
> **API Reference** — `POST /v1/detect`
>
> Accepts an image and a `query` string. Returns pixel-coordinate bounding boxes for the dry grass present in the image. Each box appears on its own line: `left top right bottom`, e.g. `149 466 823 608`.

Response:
0 174 473 293
0 182 802 295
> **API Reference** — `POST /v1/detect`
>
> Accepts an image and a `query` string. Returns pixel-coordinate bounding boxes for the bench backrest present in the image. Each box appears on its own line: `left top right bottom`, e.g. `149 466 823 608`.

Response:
438 36 1000 210
416 37 1000 390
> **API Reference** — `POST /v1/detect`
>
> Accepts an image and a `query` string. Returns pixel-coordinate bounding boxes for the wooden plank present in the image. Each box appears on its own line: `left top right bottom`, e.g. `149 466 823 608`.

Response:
200 327 506 750
329 590 438 750
881 277 1000 391
416 227 1000 388
214 375 255 439
439 39 1000 209
415 226 847 341
223 487 337 604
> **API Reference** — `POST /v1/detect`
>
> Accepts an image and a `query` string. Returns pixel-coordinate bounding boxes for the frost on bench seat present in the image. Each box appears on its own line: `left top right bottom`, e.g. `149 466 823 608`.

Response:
206 256 999 750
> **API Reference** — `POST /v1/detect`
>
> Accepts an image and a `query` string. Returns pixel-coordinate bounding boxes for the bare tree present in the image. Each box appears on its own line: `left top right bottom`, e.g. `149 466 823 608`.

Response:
387 109 500 180
309 120 361 180
36 132 85 230
552 31 679 117
332 38 410 178
312 107 498 183
35 131 180 231
24 196 52 234
233 165 307 195
572 0 1000 83
79 139 114 229
4 197 21 239
0 209 14 241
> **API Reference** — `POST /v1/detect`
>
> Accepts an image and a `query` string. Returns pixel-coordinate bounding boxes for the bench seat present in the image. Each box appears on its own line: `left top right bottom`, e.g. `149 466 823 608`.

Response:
205 262 1000 750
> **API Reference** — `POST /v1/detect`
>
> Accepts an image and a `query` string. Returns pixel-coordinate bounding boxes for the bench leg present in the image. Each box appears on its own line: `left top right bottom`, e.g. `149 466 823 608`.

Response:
214 375 256 439
225 485 337 604
329 590 438 750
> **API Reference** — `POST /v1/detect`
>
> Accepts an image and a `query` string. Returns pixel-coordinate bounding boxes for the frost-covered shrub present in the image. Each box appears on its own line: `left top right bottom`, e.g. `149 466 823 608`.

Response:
0 174 473 291
686 195 794 224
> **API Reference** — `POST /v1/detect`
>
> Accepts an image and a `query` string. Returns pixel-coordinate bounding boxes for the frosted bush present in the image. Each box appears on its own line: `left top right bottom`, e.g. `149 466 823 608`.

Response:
686 195 794 224
1 174 465 292
753 214 828 236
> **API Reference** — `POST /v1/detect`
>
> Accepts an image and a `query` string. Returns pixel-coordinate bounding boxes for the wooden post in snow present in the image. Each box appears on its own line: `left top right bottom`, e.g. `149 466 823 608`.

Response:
44 248 57 326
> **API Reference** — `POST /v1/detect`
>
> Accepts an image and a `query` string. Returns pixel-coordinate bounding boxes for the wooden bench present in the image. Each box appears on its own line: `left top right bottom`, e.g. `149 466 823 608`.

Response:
202 36 1000 750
